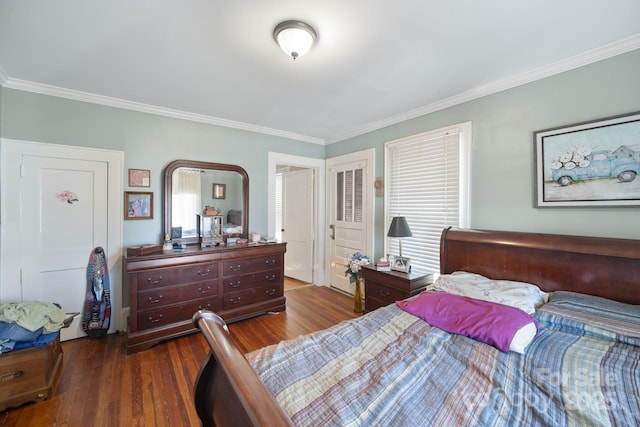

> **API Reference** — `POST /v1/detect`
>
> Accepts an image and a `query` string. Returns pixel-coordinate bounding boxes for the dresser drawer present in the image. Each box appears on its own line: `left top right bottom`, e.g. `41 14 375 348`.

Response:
137 281 219 310
137 297 218 330
223 254 282 277
222 284 283 310
365 281 406 304
222 269 281 291
136 263 218 291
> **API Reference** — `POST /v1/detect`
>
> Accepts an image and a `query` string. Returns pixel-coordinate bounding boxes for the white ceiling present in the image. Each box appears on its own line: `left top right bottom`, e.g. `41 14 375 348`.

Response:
1 1 639 144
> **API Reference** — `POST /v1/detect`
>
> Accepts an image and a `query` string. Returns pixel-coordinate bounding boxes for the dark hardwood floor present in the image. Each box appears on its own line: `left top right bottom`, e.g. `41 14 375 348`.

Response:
0 285 358 426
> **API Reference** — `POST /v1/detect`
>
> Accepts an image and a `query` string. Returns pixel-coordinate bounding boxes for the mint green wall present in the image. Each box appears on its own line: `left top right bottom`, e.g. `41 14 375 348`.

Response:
0 89 325 246
2 50 639 256
328 49 640 257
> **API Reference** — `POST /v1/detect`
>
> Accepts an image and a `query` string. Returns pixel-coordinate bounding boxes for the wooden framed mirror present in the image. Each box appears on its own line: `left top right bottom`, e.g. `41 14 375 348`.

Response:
163 160 249 245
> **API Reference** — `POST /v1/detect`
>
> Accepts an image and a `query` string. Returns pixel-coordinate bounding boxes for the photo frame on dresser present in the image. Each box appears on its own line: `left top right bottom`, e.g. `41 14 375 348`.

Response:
392 256 411 272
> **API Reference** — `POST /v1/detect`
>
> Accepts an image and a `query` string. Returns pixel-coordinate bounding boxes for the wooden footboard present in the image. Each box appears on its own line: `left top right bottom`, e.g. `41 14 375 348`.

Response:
192 311 294 427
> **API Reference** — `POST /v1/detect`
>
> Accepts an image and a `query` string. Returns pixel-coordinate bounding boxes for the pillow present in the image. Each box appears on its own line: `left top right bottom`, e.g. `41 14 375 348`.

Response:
397 292 538 353
542 291 640 338
548 291 640 323
429 271 548 315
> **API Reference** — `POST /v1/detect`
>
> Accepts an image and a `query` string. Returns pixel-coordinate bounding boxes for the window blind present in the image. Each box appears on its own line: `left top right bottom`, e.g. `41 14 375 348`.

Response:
385 124 469 273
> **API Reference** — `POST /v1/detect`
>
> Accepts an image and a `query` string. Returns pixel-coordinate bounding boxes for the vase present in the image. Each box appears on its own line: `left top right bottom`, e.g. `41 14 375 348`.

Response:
353 277 363 313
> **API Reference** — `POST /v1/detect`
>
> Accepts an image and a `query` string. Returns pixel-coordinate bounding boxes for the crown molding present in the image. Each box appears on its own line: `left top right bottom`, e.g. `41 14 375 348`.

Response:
1 77 326 145
2 34 638 146
328 34 640 144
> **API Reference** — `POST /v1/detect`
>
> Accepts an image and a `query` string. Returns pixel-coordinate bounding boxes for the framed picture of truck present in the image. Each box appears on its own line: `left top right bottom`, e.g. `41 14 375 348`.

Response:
535 112 640 207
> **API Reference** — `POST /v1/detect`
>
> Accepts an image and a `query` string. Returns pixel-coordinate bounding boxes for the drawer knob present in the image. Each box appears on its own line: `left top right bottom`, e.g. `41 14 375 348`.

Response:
148 314 164 323
198 303 212 310
265 259 276 266
266 288 276 296
146 276 163 284
198 269 211 276
378 289 390 297
228 281 241 288
230 297 241 305
229 264 242 272
265 274 276 281
147 295 163 303
197 286 211 294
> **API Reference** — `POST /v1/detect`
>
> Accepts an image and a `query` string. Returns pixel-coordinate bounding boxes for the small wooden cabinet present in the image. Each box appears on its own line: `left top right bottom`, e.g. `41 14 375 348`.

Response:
126 242 286 354
361 264 433 313
0 333 62 411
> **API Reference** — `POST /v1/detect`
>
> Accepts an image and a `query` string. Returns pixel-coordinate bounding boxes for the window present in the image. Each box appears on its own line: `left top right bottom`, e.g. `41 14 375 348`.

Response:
336 168 364 223
385 122 471 273
172 168 202 236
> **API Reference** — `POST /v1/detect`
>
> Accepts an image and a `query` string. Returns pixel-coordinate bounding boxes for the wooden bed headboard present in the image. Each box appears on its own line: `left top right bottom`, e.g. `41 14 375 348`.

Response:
440 227 640 304
193 228 639 427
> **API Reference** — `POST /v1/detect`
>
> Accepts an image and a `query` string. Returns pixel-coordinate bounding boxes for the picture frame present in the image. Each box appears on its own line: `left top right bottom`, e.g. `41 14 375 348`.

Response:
535 112 640 207
392 256 411 273
124 191 153 220
128 168 150 187
212 183 226 199
171 226 183 240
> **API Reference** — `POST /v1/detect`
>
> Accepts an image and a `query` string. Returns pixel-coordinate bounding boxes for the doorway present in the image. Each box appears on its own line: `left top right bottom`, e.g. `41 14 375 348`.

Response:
277 166 314 282
268 153 325 285
326 149 375 295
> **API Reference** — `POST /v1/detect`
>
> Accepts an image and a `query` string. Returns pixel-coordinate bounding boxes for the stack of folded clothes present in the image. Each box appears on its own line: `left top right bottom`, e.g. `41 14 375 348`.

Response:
0 302 66 354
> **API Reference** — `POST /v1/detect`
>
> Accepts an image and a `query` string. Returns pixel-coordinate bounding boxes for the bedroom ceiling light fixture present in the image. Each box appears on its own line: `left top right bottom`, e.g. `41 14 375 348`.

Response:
273 20 317 60
387 216 412 257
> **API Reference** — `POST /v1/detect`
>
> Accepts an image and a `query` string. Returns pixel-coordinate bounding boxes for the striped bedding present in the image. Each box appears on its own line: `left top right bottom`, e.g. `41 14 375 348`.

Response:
246 291 640 426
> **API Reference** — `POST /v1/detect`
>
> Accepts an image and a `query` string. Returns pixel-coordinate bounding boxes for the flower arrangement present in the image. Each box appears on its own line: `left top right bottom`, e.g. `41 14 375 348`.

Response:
550 146 591 171
345 251 371 284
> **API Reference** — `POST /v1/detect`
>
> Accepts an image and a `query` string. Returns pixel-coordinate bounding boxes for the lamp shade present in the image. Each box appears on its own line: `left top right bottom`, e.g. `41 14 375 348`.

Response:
387 216 412 238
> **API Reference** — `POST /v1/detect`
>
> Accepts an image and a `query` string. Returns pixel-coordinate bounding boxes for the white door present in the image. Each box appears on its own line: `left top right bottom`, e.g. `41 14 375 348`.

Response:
1 139 123 341
326 149 375 294
282 168 314 282
268 152 326 286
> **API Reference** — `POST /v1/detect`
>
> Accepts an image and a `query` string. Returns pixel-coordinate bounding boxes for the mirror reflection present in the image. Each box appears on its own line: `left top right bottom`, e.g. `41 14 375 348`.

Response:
164 160 249 245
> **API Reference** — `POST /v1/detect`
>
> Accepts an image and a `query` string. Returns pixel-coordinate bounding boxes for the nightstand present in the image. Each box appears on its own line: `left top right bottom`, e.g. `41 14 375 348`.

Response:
361 264 434 313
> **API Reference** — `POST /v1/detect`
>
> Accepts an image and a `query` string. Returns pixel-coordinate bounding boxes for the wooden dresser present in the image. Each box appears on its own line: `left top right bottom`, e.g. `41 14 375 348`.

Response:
126 242 286 354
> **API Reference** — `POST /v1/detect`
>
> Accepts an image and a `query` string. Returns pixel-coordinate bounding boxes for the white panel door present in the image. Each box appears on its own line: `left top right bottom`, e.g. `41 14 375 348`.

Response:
1 139 123 342
326 150 375 295
283 168 314 282
21 156 109 341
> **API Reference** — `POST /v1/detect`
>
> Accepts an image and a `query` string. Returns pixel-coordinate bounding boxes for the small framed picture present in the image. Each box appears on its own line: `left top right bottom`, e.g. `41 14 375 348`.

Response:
212 183 226 199
125 191 153 220
392 256 411 273
128 169 151 187
171 226 183 240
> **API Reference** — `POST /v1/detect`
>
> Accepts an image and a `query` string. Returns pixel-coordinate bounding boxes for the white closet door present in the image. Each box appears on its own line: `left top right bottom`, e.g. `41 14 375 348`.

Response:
1 139 123 341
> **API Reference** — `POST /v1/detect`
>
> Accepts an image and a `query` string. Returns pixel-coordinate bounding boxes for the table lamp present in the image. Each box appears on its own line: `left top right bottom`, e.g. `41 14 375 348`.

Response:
387 216 412 257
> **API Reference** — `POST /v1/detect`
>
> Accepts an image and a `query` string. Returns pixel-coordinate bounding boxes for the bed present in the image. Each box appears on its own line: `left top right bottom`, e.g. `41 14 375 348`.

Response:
192 227 640 426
